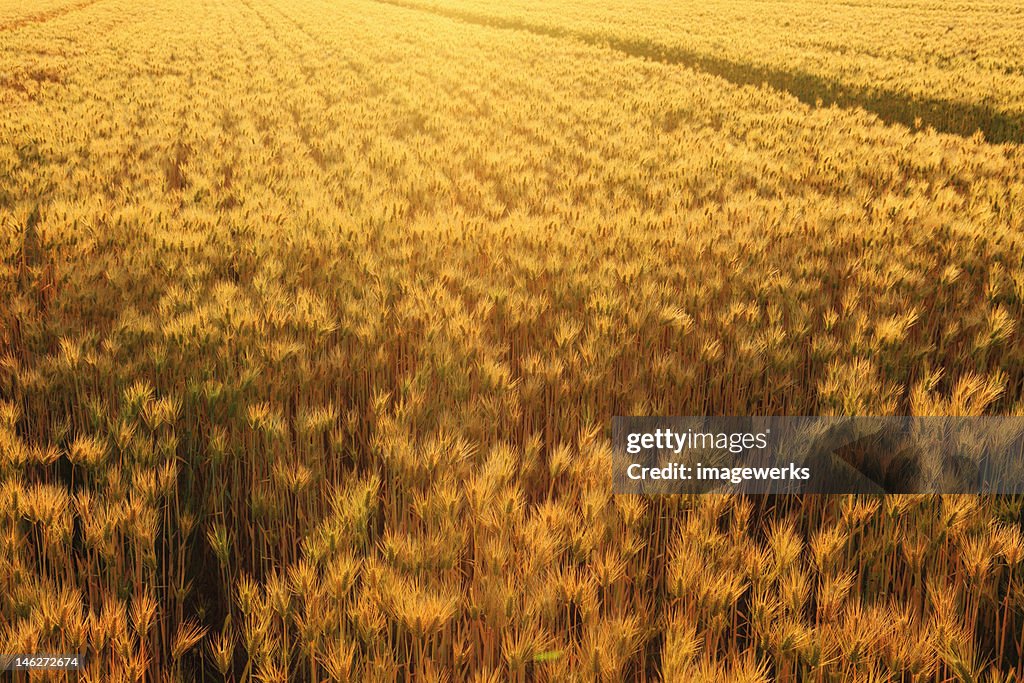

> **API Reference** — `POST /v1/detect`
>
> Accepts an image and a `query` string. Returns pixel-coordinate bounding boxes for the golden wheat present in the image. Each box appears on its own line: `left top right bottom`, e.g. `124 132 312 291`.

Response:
3 0 1024 679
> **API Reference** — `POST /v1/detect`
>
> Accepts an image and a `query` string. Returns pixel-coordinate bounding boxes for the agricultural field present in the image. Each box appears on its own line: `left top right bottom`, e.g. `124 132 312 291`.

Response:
384 0 1024 143
1 0 1024 680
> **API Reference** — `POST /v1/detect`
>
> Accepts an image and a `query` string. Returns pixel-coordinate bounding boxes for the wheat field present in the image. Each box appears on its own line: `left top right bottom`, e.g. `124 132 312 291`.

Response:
2 0 1024 680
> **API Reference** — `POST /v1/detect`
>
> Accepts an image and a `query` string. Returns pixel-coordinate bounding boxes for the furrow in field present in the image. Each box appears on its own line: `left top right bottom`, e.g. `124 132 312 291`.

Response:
0 0 107 32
